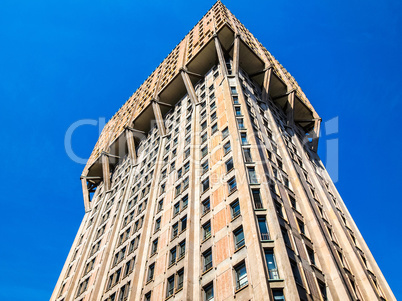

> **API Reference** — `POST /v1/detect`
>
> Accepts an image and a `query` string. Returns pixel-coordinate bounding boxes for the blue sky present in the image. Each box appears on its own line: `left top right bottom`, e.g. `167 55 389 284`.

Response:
0 0 401 300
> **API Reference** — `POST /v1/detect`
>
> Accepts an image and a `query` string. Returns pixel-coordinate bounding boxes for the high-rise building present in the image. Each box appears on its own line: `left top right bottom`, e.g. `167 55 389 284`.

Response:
51 2 395 301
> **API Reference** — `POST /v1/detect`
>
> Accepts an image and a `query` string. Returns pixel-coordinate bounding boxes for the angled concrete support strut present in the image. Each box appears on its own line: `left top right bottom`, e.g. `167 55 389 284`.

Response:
102 153 111 191
152 100 166 136
125 129 137 162
81 177 91 212
213 35 228 76
181 70 198 105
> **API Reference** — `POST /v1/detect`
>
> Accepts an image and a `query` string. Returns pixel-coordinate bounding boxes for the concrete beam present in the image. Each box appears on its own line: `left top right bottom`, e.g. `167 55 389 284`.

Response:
232 34 240 75
152 100 166 136
81 177 91 212
213 35 228 76
261 67 273 103
125 129 137 162
180 70 198 105
102 154 111 191
286 91 295 127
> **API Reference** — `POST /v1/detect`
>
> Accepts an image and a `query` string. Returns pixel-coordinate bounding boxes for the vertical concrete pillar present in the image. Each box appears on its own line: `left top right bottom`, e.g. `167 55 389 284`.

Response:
232 34 240 75
102 153 111 191
81 177 91 212
125 129 137 162
213 35 228 76
152 100 166 136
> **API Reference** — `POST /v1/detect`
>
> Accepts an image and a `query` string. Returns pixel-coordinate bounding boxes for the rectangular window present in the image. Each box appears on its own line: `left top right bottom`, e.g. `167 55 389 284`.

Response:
202 160 209 174
172 223 179 238
118 282 130 301
281 227 292 248
202 198 210 214
228 177 237 193
211 123 218 134
201 132 208 144
158 199 164 212
248 167 258 184
226 158 234 172
169 247 177 265
201 121 207 131
233 95 239 104
202 178 209 192
265 250 279 280
177 269 184 291
155 217 161 232
290 260 303 284
222 127 229 139
231 86 237 94
258 216 270 240
223 141 231 155
203 248 213 272
241 133 248 145
234 227 245 250
181 216 187 231
231 199 241 219
174 202 180 216
307 247 315 265
179 240 186 258
204 283 214 301
203 221 211 240
235 106 241 116
235 262 248 290
211 111 217 121
244 148 252 163
237 118 245 129
182 195 188 208
175 184 182 197
201 146 208 157
151 239 158 255
184 148 190 159
297 219 305 235
272 289 286 301
166 275 175 298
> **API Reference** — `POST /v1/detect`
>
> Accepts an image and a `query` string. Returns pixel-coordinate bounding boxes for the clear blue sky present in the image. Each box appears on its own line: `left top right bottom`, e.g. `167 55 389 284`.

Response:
0 0 401 300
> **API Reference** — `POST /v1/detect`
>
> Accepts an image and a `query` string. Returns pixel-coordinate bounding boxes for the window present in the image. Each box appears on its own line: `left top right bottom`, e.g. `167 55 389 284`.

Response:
201 132 207 144
297 219 305 235
179 240 186 258
231 199 241 219
275 201 284 218
201 121 207 131
225 158 234 172
124 257 135 276
221 143 230 157
211 111 217 121
247 167 258 184
289 195 296 209
202 160 209 174
182 195 188 208
258 217 270 240
230 86 237 94
204 283 214 301
147 263 155 282
174 202 180 216
281 227 292 248
154 217 161 232
202 198 210 214
235 106 241 116
166 275 175 298
265 250 279 280
105 293 116 301
235 262 248 290
202 178 209 192
144 292 151 301
118 282 130 301
290 260 303 284
210 100 216 109
241 133 248 145
272 289 285 301
175 184 182 197
113 247 126 266
211 123 218 134
228 177 237 193
158 200 164 212
181 216 187 231
222 127 229 139
169 247 177 265
76 278 89 296
203 221 211 240
184 148 190 159
203 248 213 272
172 223 179 238
233 95 239 104
151 239 158 255
237 118 245 129
252 189 262 209
201 146 208 157
307 247 315 265
317 280 327 301
177 269 184 291
244 148 252 163
234 227 245 250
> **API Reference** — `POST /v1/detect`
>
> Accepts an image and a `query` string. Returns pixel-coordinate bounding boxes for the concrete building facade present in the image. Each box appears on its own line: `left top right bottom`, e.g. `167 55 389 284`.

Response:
51 2 395 301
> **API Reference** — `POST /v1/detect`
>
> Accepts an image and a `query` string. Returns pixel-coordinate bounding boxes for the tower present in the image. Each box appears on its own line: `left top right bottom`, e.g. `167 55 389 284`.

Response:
51 2 395 301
